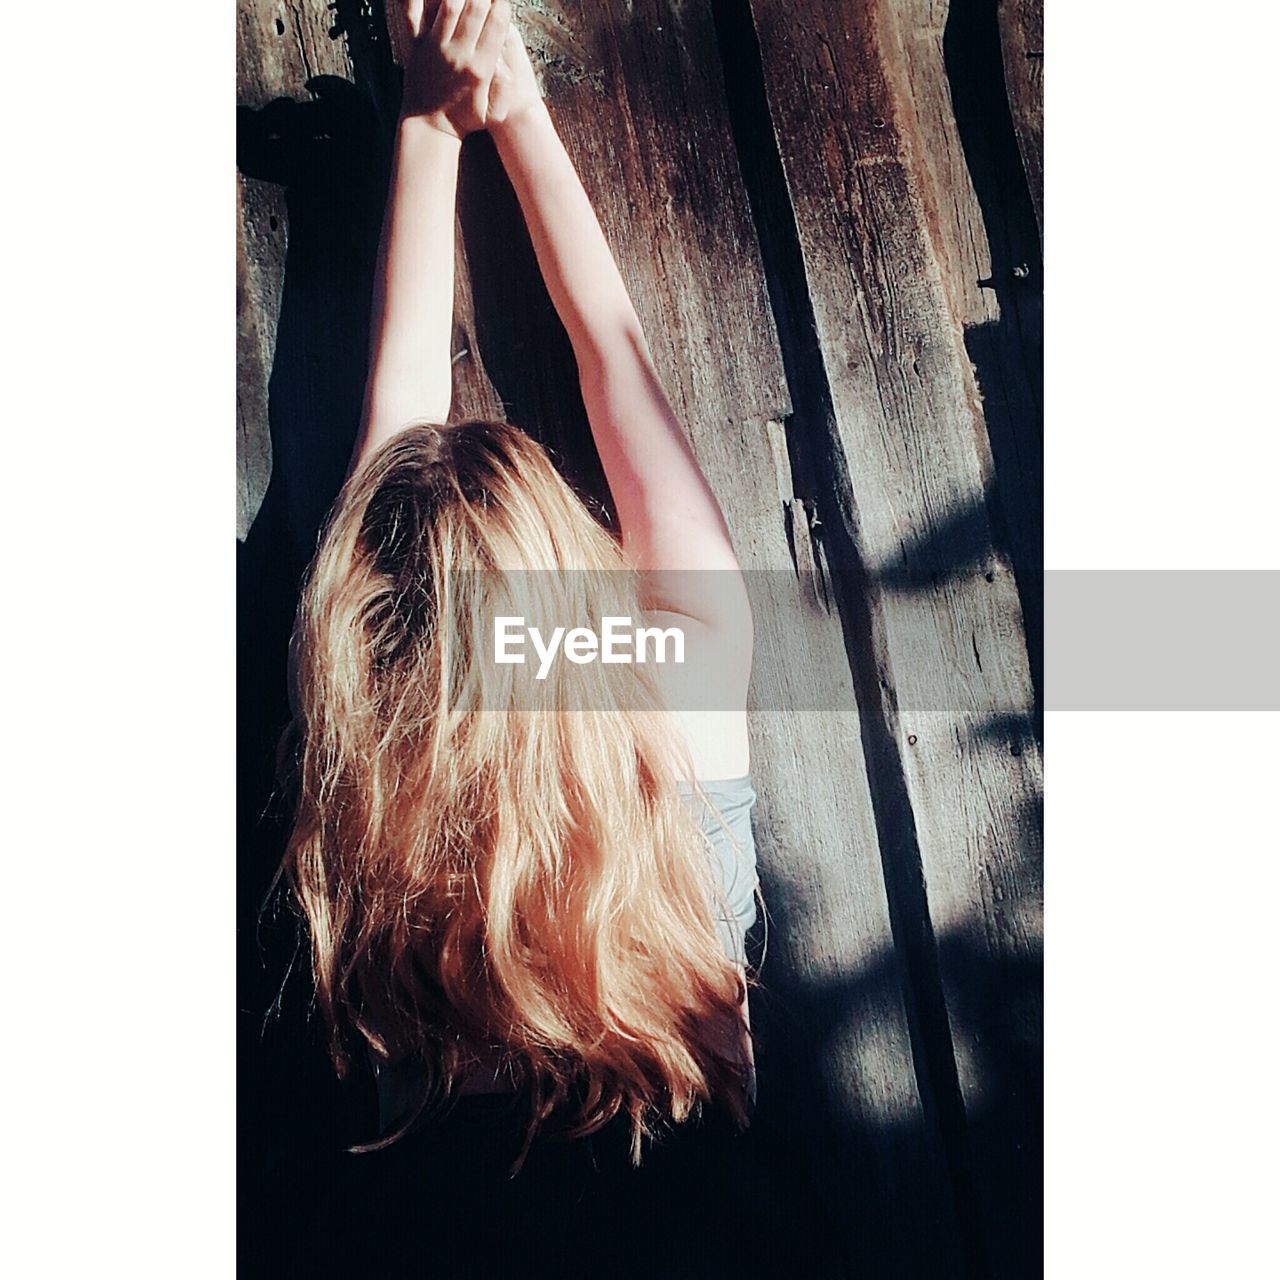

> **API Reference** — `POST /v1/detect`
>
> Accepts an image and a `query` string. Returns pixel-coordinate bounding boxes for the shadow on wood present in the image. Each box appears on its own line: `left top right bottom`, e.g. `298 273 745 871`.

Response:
943 0 1044 719
236 66 390 1277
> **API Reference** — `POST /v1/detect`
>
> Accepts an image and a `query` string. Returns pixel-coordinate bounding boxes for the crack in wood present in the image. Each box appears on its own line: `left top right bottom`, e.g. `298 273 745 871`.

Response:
290 8 316 81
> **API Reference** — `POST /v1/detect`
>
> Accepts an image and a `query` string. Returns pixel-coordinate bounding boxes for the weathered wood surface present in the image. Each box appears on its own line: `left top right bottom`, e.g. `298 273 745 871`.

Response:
998 0 1044 240
895 0 1044 698
236 2 350 540
747 1 1043 1274
236 187 277 542
238 1 1044 1274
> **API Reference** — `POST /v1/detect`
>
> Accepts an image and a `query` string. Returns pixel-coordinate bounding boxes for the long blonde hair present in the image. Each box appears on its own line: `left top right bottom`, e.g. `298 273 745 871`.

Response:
280 421 753 1166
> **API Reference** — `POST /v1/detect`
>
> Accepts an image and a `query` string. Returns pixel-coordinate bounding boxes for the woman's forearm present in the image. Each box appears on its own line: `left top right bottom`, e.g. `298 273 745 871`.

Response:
492 102 739 578
352 118 462 473
350 0 513 473
492 103 638 361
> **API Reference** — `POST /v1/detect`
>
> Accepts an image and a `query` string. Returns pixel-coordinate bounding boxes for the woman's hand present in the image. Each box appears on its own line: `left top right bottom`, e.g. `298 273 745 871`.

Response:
487 21 544 131
398 0 511 140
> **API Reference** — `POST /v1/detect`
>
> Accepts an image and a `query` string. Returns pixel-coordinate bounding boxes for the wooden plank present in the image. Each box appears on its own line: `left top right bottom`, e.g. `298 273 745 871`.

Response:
747 2 1044 1275
894 1 1018 333
385 1 961 1268
236 2 354 539
895 0 1044 699
236 0 353 109
237 178 280 542
998 0 1044 240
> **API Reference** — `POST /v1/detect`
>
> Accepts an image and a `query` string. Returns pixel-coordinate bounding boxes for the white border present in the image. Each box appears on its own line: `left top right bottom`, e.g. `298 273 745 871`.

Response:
4 4 235 1275
3 1 1277 1274
1048 4 1279 1274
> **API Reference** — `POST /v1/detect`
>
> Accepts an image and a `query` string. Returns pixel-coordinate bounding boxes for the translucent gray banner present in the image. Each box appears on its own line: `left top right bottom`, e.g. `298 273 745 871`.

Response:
1045 570 1280 711
368 569 1278 712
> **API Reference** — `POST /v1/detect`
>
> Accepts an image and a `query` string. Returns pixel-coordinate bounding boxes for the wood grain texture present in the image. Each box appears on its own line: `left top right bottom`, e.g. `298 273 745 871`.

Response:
236 2 355 539
998 0 1043 239
748 0 1043 1273
237 178 280 542
236 0 353 110
897 0 995 332
896 0 1044 699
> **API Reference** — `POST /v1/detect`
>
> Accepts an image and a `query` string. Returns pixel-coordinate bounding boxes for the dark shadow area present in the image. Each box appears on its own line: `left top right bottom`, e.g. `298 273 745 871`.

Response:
967 710 1041 757
869 495 1006 591
944 0 1045 729
237 75 389 566
237 65 392 1277
329 0 405 132
747 908 1043 1280
237 12 414 1269
262 1071 846 1280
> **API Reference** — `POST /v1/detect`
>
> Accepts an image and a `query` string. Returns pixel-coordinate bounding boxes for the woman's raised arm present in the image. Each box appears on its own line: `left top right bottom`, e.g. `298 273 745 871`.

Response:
488 30 750 637
350 1 511 476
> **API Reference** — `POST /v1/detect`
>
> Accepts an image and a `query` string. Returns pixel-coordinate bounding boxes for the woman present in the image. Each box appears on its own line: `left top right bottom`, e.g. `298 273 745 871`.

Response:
279 0 770 1249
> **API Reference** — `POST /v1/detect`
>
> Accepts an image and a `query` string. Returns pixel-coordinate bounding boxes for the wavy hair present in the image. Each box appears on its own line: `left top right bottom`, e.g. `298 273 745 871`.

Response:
279 421 753 1167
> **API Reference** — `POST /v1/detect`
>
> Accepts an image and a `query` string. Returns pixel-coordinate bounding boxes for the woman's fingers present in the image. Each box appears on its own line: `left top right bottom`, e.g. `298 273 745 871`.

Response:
430 0 464 44
473 0 510 76
450 0 492 58
404 0 511 133
403 0 425 37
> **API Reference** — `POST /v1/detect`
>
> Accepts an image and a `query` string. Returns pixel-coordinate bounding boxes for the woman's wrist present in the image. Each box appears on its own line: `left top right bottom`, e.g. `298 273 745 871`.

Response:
397 111 466 150
490 97 554 153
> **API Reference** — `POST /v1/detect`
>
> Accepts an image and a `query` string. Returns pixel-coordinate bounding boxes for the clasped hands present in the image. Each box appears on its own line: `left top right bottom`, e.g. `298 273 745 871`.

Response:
395 0 542 139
